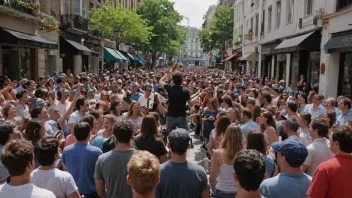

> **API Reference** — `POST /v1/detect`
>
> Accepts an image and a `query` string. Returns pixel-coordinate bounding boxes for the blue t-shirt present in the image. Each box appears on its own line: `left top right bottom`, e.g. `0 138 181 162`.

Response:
263 155 275 178
260 172 312 198
240 120 260 137
62 143 102 194
131 93 142 101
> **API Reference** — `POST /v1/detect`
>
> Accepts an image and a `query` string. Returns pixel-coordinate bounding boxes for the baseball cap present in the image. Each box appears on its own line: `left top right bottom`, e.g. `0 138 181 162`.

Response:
71 89 77 96
87 88 95 93
168 128 191 149
36 98 45 106
117 79 122 84
131 82 137 87
272 138 308 165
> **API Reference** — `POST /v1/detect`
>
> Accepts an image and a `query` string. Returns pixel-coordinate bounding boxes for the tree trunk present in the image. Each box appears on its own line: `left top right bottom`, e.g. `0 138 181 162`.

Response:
151 56 157 69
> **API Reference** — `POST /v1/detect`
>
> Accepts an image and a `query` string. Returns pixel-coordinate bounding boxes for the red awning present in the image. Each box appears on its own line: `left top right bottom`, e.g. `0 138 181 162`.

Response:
221 52 242 62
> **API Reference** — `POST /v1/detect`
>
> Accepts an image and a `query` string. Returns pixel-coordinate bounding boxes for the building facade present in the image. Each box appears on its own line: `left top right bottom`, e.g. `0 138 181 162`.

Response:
320 0 352 99
182 27 207 66
0 0 59 81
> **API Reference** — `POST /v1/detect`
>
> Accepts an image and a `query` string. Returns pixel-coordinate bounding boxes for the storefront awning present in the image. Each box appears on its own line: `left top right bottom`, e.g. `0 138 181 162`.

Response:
133 54 148 64
104 47 123 62
239 53 253 61
0 28 58 49
324 33 352 53
114 50 129 62
221 52 242 62
274 31 321 54
119 50 138 63
61 38 91 55
261 41 281 56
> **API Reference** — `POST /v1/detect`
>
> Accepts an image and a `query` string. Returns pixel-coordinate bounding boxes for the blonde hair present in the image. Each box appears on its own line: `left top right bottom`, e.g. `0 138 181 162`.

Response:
209 97 219 110
127 151 160 195
221 124 244 160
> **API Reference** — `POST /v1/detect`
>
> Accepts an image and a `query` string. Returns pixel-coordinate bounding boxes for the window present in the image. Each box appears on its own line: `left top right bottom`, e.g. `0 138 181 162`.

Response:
287 0 293 23
268 6 272 32
276 1 281 28
255 14 259 38
73 0 80 15
262 9 265 35
250 17 254 31
306 0 313 16
336 0 352 11
61 0 67 15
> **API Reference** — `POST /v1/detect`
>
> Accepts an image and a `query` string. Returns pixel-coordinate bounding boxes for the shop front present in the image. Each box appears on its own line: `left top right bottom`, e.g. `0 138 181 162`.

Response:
260 41 281 78
0 28 58 80
324 29 352 99
274 30 321 85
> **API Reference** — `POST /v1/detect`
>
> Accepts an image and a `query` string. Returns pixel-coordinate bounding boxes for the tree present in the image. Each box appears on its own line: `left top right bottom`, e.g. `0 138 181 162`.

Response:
137 0 186 67
89 1 153 45
198 5 234 54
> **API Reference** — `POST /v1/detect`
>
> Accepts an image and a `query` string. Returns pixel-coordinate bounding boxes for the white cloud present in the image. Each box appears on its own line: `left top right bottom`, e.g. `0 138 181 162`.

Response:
171 0 218 28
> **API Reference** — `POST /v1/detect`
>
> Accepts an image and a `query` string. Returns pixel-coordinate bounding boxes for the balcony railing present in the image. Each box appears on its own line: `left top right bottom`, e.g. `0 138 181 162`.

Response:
337 0 352 11
89 29 101 37
61 14 89 32
0 0 40 17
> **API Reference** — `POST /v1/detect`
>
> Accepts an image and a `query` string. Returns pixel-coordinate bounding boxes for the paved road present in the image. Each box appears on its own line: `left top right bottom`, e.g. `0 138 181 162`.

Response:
186 131 208 168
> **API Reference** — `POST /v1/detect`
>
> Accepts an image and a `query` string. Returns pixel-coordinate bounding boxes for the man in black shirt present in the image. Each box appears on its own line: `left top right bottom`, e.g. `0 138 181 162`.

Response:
159 65 193 135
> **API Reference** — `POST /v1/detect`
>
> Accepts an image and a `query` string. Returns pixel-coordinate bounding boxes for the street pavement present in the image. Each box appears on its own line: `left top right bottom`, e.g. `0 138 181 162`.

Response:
186 131 208 168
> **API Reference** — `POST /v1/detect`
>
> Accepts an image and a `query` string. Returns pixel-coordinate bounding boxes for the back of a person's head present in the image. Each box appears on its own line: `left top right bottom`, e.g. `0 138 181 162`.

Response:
0 123 14 145
75 98 86 111
35 137 58 166
331 125 352 153
234 149 265 192
246 131 267 155
25 118 43 145
172 72 182 85
287 101 298 113
127 151 160 195
1 139 34 176
113 120 133 144
311 118 329 138
141 115 157 140
261 91 272 103
222 124 244 159
74 122 91 141
216 116 231 137
285 118 300 132
242 108 252 119
81 114 95 129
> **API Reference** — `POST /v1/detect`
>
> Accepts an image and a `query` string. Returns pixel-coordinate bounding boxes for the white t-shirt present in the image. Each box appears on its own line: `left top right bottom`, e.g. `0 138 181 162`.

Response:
303 137 334 176
56 101 70 117
138 93 154 109
68 110 84 125
0 183 56 198
30 168 77 198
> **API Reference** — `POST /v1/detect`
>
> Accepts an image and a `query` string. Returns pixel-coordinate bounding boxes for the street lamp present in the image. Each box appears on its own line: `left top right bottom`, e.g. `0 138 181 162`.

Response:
113 29 122 73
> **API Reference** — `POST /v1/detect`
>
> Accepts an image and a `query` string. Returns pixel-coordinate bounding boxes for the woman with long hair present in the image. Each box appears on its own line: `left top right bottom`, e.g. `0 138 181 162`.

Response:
1 103 24 129
259 111 279 147
202 97 220 149
134 115 167 163
207 115 231 156
246 130 277 178
46 78 55 92
222 95 233 110
299 112 312 146
123 101 144 135
323 111 336 137
209 124 244 197
110 100 123 122
25 118 45 168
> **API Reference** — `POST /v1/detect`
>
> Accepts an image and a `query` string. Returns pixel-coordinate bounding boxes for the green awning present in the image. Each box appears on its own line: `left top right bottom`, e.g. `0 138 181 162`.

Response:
104 47 123 62
115 50 129 62
119 50 138 62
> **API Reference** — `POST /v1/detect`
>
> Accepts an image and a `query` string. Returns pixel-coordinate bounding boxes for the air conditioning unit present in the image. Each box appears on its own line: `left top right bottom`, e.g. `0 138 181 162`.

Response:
313 16 323 27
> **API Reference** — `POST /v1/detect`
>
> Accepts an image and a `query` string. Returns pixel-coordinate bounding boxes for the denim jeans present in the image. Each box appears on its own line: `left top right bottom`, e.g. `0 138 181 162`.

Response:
166 116 188 135
214 190 237 198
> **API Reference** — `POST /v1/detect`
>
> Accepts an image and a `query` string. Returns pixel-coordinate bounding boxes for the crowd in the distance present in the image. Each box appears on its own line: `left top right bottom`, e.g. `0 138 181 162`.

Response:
0 64 351 198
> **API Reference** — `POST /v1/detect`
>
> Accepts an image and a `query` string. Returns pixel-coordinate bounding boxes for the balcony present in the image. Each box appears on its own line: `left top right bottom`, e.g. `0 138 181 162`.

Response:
88 29 101 37
61 14 89 32
0 0 40 23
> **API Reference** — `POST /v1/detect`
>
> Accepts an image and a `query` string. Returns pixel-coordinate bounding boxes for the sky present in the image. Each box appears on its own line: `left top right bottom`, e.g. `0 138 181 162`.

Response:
172 0 218 29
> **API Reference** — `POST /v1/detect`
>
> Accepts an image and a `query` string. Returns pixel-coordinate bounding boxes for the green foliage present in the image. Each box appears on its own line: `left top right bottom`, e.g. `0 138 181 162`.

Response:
137 0 186 60
198 5 234 53
89 1 153 45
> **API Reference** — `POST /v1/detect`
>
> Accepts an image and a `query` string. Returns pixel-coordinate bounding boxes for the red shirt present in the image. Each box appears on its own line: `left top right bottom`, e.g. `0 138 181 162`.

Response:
307 155 352 198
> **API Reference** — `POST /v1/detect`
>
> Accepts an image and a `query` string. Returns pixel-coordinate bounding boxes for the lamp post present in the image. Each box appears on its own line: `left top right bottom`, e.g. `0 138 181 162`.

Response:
114 29 122 73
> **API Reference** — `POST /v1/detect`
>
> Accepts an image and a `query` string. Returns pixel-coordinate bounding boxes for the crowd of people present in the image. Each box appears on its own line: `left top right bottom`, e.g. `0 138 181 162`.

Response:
0 64 351 198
